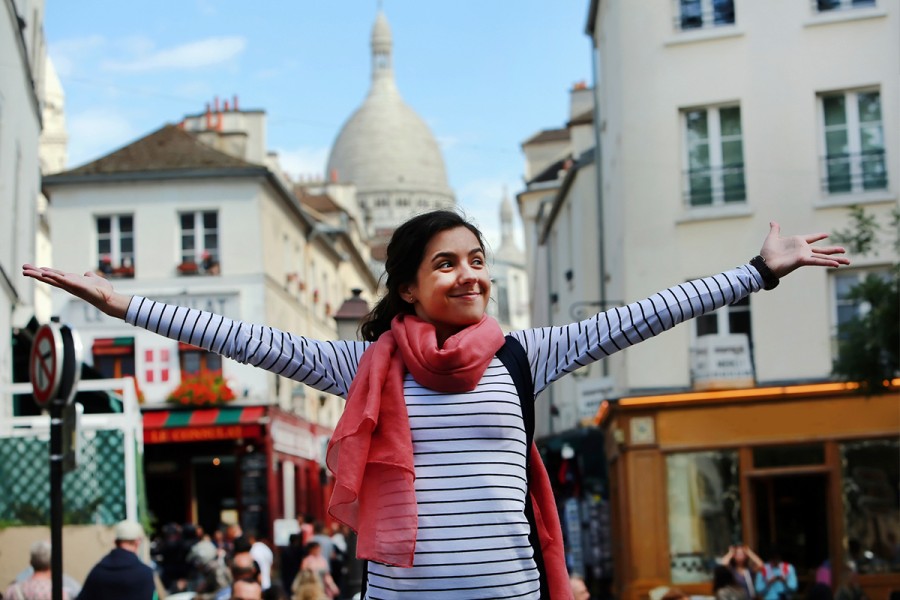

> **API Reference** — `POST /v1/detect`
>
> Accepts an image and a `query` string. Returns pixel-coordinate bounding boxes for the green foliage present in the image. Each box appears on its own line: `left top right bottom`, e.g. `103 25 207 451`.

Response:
831 205 900 393
831 205 881 255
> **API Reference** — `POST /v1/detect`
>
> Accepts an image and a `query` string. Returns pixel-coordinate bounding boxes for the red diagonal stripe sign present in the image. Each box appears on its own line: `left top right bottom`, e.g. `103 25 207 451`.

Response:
30 325 62 407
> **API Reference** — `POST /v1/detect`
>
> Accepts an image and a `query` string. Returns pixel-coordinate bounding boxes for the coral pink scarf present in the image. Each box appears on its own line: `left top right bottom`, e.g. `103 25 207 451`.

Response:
325 314 572 598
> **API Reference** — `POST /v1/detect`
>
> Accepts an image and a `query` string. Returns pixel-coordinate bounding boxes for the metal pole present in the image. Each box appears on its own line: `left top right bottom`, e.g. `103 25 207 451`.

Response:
50 397 64 600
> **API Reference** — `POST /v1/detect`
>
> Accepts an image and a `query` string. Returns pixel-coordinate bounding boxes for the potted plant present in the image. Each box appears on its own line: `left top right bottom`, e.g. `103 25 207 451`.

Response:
167 373 236 406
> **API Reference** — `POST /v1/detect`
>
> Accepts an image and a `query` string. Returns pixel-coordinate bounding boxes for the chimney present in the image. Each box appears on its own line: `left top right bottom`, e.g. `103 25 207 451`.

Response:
330 168 339 183
224 100 230 111
214 96 220 112
205 102 211 129
234 95 239 111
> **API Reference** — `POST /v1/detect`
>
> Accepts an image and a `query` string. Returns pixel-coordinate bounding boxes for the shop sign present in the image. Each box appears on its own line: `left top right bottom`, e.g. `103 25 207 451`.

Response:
690 334 755 390
576 376 614 422
271 420 318 460
144 424 260 444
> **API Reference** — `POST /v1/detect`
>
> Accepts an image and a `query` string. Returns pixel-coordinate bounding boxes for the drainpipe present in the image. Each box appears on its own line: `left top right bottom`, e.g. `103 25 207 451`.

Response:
590 38 608 377
537 198 556 435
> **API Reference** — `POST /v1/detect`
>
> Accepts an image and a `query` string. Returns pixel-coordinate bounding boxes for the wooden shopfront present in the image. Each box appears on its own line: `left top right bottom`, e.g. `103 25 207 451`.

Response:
596 381 900 600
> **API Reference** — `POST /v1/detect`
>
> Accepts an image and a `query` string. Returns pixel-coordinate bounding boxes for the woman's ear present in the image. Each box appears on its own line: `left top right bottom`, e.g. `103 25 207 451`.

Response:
398 283 415 304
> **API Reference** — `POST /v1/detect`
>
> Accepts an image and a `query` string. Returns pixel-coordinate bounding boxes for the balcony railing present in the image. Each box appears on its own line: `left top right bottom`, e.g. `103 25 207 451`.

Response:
682 163 746 207
821 150 887 195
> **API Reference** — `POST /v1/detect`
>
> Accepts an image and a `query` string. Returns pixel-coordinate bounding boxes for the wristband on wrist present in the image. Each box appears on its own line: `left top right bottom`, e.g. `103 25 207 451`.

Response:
750 255 779 290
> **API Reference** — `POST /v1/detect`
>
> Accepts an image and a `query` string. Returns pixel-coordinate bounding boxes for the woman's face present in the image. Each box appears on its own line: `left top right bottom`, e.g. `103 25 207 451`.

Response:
734 548 747 565
400 226 490 344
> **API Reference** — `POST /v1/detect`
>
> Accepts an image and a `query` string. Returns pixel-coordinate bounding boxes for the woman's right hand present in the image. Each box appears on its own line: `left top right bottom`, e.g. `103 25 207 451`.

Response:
22 264 131 319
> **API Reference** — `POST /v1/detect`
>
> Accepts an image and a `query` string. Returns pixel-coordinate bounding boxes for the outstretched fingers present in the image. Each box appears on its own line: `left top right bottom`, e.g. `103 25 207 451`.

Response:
802 232 830 244
811 245 847 256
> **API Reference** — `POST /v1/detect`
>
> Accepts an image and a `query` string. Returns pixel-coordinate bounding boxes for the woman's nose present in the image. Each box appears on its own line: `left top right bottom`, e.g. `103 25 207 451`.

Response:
458 263 477 282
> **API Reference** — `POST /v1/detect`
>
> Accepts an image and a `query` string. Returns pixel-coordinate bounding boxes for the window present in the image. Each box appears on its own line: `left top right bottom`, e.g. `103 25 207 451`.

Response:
96 215 135 278
840 438 899 574
92 337 136 378
180 211 219 274
815 0 876 12
179 343 222 378
695 296 751 342
821 90 886 195
677 0 735 30
683 106 745 207
667 451 741 583
832 268 890 335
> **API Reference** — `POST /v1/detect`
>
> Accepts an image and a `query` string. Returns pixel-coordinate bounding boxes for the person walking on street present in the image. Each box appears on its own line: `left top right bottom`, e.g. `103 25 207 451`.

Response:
4 540 71 600
77 520 157 600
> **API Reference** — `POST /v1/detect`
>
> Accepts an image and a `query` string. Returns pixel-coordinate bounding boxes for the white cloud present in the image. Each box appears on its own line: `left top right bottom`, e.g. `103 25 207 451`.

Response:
102 36 247 72
66 109 140 169
273 146 330 181
49 35 105 77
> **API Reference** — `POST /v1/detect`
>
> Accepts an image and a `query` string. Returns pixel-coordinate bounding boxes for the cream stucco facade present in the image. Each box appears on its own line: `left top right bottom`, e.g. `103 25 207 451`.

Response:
44 108 377 430
522 0 899 436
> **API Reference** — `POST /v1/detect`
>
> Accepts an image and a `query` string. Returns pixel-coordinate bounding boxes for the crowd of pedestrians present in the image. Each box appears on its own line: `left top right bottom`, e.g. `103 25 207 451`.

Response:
1 516 357 600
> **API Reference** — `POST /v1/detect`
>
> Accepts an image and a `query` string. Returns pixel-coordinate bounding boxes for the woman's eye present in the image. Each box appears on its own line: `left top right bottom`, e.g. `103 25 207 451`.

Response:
438 261 452 269
472 258 484 266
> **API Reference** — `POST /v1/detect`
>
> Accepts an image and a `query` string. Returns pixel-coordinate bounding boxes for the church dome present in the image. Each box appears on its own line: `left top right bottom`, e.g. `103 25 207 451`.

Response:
326 11 453 202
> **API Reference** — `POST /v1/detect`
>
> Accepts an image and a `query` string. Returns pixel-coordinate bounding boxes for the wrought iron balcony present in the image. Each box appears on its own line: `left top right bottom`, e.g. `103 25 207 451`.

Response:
820 150 887 194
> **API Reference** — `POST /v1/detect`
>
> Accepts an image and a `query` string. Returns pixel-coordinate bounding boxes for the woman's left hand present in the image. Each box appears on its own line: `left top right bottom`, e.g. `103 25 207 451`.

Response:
759 221 850 278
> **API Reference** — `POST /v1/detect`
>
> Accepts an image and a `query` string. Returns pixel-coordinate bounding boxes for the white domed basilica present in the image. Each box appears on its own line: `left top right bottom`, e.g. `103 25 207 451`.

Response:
326 10 455 253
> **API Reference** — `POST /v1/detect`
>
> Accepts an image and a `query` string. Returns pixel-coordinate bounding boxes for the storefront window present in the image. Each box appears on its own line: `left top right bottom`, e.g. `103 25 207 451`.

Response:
841 438 900 573
667 450 741 583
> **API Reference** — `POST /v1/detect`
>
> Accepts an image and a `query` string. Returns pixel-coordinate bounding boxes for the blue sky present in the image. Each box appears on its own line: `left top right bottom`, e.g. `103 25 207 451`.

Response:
45 1 593 247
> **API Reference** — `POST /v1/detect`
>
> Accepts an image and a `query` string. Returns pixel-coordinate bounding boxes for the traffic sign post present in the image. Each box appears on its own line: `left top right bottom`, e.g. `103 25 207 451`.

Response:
30 322 82 600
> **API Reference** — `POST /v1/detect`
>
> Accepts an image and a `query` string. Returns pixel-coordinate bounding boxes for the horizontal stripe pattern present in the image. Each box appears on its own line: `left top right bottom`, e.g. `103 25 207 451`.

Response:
366 361 540 599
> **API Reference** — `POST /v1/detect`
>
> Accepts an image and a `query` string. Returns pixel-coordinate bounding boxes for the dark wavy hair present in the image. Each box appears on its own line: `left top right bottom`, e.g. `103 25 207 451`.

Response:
359 210 486 342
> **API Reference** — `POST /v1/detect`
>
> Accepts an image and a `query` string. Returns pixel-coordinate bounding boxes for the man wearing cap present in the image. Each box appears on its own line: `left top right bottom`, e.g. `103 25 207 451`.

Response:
77 520 158 600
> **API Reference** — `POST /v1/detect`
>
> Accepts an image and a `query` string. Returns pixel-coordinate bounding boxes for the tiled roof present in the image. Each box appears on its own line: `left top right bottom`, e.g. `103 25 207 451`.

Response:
57 124 257 177
522 128 570 146
296 189 341 213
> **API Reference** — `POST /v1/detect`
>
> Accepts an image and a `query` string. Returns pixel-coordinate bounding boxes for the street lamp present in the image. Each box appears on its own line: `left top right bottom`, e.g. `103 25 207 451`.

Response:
333 288 369 341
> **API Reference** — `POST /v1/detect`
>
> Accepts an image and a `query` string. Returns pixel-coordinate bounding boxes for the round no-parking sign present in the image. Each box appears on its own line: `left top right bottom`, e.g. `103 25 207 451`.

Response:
30 324 64 407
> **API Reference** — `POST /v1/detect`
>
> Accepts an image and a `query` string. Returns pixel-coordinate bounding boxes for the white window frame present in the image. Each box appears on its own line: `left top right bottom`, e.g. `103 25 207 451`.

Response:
96 214 134 270
831 267 889 326
818 88 886 197
179 210 219 264
693 295 752 340
830 267 890 358
682 104 746 207
675 0 736 31
814 0 876 12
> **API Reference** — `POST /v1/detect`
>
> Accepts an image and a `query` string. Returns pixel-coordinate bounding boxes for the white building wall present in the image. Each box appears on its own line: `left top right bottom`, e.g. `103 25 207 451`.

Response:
1 0 44 399
589 0 899 391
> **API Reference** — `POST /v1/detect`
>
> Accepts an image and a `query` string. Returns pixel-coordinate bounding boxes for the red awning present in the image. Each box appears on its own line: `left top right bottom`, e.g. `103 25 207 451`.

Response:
142 406 265 444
